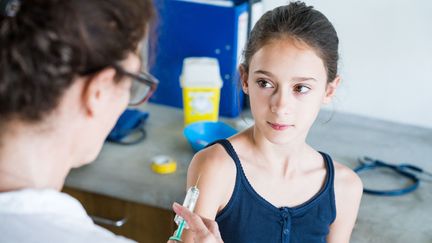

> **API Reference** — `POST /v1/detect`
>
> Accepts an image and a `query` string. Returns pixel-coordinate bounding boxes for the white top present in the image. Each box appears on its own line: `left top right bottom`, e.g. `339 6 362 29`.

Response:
180 57 223 88
0 189 135 243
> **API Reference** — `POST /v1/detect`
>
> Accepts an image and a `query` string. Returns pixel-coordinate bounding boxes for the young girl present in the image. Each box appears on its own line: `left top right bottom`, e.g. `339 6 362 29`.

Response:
185 2 362 243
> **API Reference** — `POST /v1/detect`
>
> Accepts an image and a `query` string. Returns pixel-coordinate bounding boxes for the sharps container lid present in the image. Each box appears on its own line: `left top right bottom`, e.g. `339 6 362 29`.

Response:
180 57 223 88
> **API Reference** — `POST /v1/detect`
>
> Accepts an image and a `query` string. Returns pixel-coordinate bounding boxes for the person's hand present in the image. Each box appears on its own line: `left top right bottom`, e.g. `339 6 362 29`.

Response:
167 202 223 243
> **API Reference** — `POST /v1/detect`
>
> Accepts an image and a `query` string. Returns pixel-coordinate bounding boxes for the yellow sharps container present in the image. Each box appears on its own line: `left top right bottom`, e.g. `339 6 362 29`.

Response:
180 57 223 126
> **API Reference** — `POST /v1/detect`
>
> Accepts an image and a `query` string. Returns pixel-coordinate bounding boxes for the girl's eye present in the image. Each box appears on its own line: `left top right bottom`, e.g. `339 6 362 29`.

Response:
294 85 311 94
256 79 274 88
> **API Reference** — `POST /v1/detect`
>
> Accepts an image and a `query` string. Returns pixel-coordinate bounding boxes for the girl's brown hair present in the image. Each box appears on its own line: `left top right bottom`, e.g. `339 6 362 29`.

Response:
242 1 339 83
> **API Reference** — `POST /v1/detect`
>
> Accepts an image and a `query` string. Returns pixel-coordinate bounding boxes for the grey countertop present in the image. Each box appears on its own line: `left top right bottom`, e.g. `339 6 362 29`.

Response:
65 103 432 243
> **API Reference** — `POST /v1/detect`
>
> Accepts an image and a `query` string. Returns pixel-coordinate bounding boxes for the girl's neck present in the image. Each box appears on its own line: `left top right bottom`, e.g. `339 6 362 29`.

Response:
247 126 314 178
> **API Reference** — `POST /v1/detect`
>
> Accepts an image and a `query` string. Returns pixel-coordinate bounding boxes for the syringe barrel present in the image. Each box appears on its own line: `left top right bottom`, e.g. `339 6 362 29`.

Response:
183 186 200 211
174 186 200 228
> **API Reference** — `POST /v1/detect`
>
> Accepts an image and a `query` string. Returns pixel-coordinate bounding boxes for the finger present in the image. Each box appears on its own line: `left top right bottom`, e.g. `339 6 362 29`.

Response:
172 202 210 236
202 218 222 240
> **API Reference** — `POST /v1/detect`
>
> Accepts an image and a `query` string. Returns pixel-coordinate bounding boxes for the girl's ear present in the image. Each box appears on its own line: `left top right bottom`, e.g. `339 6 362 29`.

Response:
323 75 341 104
239 64 249 94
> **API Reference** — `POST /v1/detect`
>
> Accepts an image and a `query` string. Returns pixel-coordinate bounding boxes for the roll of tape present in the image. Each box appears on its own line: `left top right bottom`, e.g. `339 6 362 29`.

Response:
151 155 177 174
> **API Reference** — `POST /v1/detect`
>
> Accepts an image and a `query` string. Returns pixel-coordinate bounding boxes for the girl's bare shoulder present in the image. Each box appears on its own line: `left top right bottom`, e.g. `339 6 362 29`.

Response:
189 141 235 173
332 160 363 200
189 130 251 172
186 134 251 218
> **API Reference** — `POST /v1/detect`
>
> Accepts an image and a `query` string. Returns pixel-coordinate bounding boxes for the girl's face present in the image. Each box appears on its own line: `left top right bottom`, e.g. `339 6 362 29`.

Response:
241 38 339 145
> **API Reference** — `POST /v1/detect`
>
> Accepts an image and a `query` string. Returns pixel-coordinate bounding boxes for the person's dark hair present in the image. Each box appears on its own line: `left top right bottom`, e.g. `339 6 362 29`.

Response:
242 1 339 83
0 0 154 124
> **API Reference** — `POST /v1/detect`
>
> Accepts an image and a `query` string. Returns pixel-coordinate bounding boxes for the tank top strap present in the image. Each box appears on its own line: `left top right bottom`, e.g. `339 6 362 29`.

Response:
318 151 337 221
318 151 335 188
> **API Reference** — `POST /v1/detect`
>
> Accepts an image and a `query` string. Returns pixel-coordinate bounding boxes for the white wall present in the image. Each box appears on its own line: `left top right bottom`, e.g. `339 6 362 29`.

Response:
262 0 432 128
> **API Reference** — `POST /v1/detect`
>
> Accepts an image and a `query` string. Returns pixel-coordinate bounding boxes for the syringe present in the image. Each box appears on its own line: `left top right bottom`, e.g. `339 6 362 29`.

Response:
169 176 201 242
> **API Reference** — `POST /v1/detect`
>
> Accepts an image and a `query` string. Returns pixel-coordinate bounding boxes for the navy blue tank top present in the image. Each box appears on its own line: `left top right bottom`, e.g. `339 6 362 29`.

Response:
210 139 336 243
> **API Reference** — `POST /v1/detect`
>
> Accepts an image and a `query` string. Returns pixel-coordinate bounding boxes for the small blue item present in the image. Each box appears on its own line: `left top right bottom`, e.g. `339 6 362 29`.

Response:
107 109 149 145
184 121 237 152
354 156 432 196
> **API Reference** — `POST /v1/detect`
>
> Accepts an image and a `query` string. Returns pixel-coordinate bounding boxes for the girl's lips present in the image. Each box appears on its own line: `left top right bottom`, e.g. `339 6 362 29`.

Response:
267 121 293 131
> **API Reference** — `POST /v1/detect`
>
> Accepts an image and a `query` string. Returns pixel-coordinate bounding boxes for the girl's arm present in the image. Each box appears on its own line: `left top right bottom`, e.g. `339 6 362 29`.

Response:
182 145 237 243
327 162 363 243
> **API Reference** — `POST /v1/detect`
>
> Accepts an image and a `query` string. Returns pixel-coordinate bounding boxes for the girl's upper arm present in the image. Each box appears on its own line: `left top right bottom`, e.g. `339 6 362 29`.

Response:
182 145 236 242
327 163 363 243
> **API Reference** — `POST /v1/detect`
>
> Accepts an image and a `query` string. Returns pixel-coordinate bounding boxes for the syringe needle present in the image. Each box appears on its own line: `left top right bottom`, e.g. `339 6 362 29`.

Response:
195 174 202 188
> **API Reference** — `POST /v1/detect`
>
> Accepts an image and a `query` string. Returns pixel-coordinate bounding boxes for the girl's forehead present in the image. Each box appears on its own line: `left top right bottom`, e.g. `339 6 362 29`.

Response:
271 36 311 50
249 38 327 80
256 37 319 61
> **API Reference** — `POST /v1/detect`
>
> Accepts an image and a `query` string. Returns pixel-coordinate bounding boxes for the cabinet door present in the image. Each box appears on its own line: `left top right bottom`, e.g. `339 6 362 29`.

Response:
63 187 175 243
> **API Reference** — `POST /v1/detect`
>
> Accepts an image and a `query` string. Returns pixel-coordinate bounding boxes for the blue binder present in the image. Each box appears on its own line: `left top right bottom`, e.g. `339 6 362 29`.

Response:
149 0 249 117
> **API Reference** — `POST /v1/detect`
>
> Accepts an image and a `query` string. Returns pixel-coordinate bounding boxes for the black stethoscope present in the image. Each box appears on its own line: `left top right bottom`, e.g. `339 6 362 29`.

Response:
354 156 432 196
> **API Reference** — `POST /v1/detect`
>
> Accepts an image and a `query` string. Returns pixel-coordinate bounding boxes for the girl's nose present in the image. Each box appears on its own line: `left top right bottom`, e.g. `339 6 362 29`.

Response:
270 89 295 115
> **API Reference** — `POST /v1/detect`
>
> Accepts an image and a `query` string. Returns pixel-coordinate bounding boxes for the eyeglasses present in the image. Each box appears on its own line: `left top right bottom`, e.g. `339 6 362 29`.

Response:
114 65 159 106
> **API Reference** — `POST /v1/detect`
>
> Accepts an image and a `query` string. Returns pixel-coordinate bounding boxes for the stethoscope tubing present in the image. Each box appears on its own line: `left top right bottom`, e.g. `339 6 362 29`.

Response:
354 157 421 196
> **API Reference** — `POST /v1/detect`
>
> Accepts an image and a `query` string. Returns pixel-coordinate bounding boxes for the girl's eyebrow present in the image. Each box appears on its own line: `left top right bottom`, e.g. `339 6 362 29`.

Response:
254 70 317 82
291 77 317 82
254 70 275 78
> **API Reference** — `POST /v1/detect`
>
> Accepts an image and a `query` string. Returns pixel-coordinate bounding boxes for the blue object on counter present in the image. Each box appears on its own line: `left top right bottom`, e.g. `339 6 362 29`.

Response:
107 109 149 145
184 121 238 152
354 156 432 196
149 0 249 117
